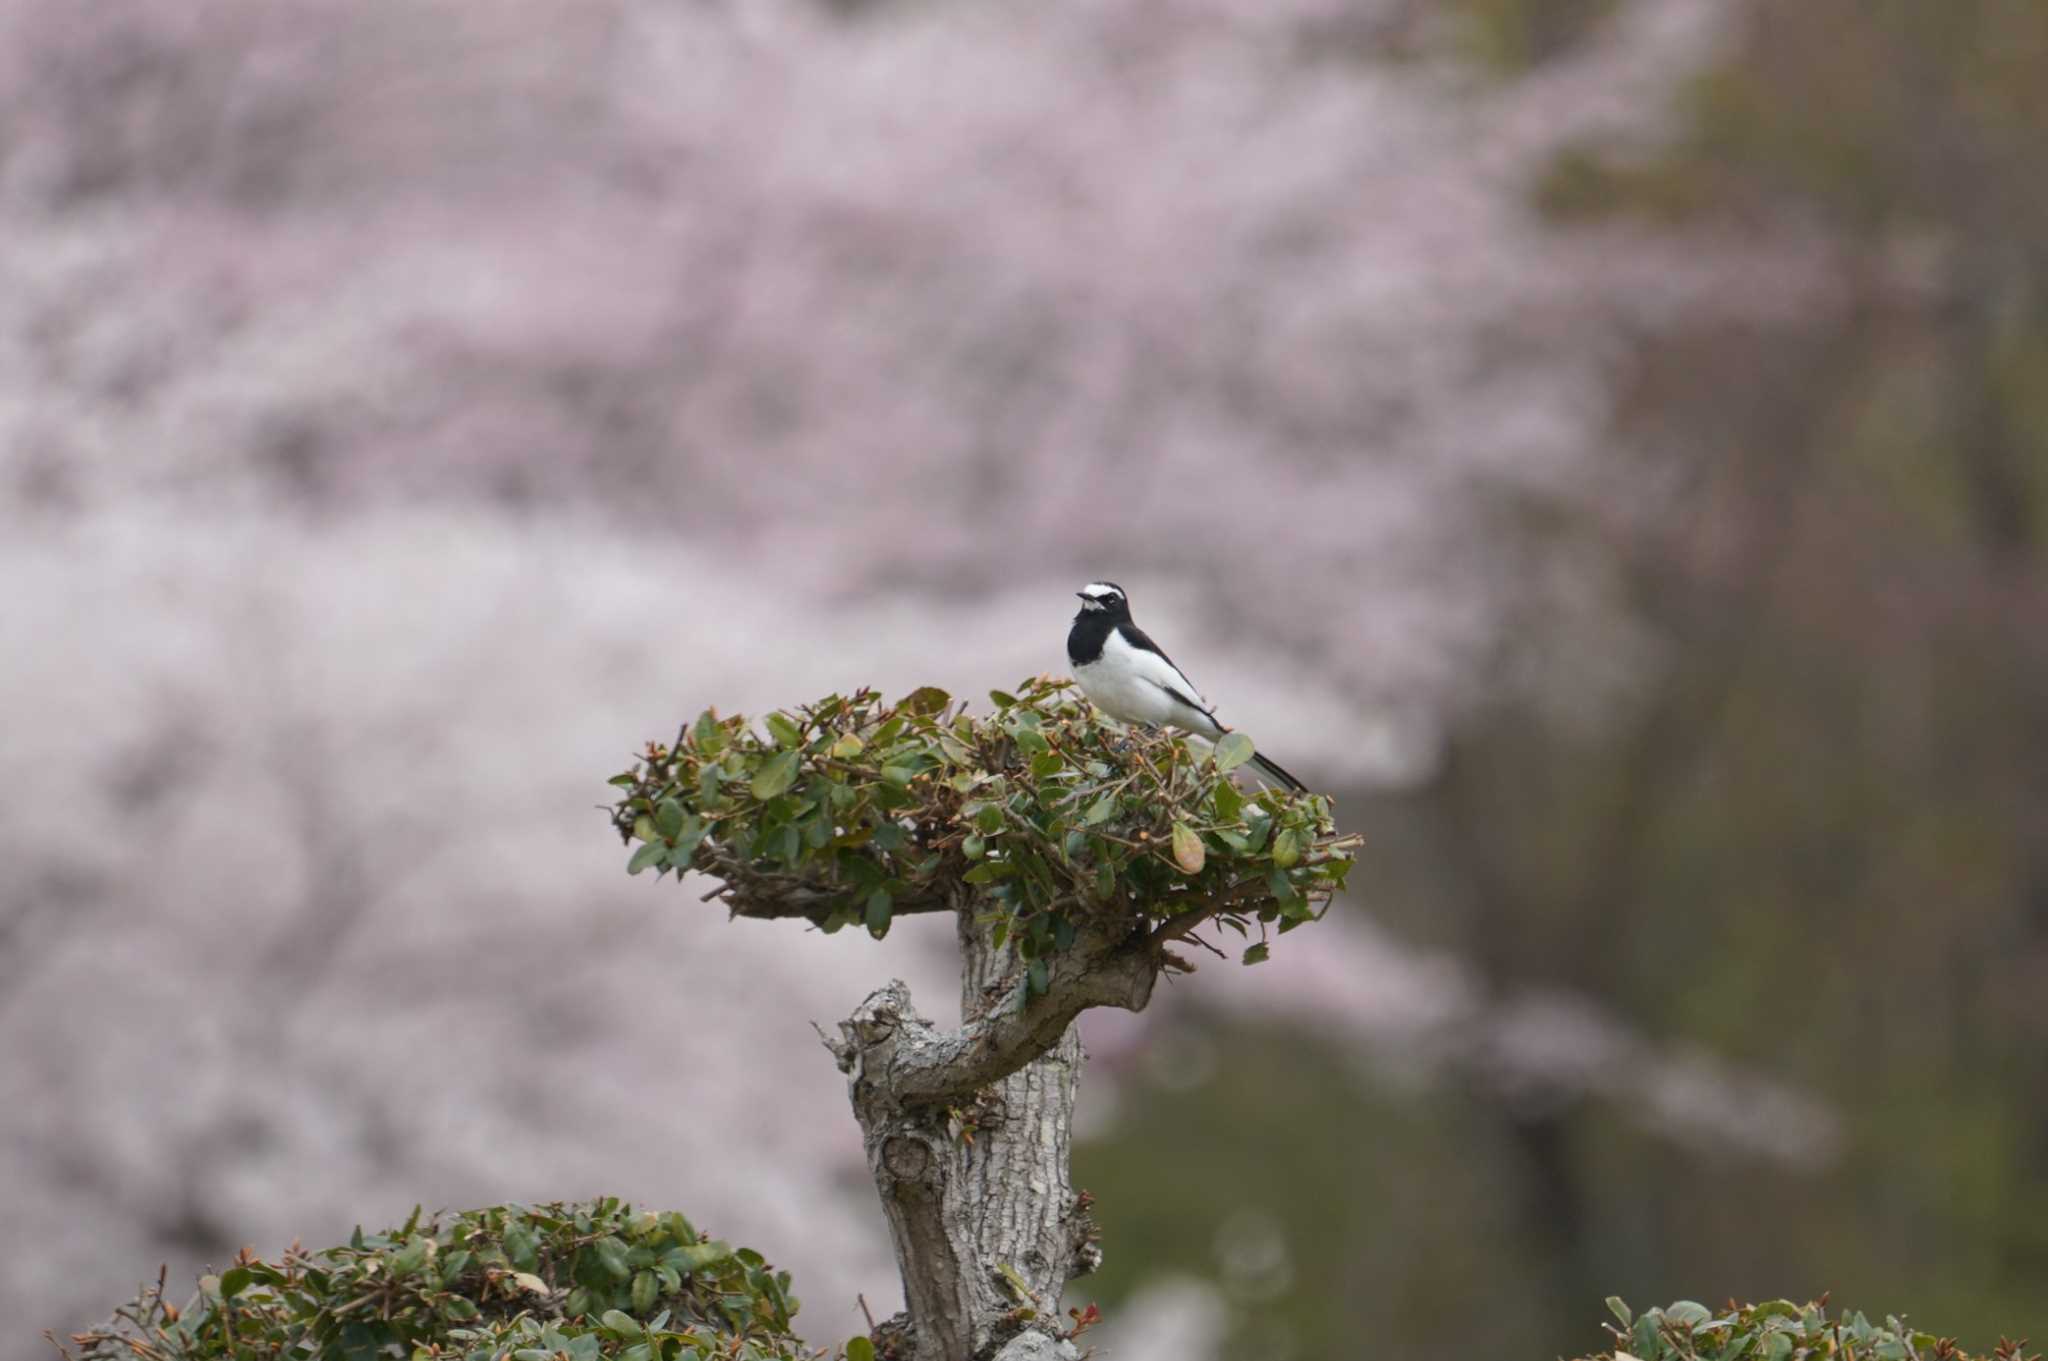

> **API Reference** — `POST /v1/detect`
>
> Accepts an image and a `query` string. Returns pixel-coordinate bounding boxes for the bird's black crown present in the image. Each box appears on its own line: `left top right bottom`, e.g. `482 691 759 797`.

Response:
1074 580 1129 618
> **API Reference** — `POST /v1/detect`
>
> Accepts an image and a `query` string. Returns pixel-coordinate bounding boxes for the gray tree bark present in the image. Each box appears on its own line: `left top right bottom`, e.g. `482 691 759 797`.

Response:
825 896 1161 1361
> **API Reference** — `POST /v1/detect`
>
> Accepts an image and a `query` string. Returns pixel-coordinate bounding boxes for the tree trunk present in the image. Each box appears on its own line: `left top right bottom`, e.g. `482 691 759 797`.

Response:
828 902 1147 1361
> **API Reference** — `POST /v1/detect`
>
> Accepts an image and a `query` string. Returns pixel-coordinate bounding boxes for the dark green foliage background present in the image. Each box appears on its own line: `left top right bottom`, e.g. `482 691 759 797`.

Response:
1070 1 2048 1356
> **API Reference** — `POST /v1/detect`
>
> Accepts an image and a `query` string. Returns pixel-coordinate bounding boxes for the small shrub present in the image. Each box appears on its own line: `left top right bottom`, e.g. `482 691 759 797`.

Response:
1582 1298 2039 1361
53 1200 809 1361
607 678 1354 984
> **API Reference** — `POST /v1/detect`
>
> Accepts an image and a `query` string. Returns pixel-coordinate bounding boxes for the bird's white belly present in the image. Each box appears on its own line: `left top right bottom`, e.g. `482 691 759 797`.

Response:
1074 658 1177 727
1074 658 1222 739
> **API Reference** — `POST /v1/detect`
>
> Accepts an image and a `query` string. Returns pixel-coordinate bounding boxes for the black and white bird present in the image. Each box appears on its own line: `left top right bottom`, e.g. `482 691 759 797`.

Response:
1066 580 1307 792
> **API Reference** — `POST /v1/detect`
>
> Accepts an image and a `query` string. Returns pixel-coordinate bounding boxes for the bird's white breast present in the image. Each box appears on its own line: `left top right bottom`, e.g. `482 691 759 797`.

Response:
1074 629 1221 737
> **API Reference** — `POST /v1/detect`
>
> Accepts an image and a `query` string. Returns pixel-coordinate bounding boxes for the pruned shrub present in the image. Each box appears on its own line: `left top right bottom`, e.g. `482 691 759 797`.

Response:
1583 1298 2037 1361
606 676 1354 979
53 1201 809 1361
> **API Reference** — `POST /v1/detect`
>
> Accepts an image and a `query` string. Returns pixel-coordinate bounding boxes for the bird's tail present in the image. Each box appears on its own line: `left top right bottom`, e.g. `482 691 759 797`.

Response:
1249 749 1308 793
1182 725 1311 793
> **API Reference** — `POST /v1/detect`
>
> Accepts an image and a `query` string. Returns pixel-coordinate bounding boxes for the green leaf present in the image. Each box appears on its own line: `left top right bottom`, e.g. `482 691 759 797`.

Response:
671 1240 733 1271
1271 826 1301 869
631 1269 658 1315
988 689 1018 709
338 1323 381 1361
751 750 801 800
1170 823 1205 874
628 841 667 875
218 1266 253 1299
803 812 833 849
865 889 893 939
504 1221 539 1271
1607 1297 1633 1328
846 1340 876 1361
592 1235 633 1282
830 731 866 758
599 1310 643 1337
1027 957 1049 996
1212 778 1244 821
1242 942 1270 965
1082 793 1118 826
765 712 803 749
654 798 685 838
1213 732 1255 772
389 1238 431 1278
1243 813 1273 853
901 685 951 715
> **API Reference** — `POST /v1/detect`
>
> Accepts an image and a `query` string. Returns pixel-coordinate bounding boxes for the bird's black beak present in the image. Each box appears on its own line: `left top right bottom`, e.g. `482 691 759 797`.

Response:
1076 592 1089 601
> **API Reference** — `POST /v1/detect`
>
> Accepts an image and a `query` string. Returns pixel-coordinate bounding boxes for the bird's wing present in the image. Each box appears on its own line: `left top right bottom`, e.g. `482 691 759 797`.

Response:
1116 623 1224 735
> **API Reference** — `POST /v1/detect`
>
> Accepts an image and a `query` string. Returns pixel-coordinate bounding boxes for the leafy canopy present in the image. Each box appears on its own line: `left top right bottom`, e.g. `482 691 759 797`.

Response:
56 1201 808 1361
608 677 1354 980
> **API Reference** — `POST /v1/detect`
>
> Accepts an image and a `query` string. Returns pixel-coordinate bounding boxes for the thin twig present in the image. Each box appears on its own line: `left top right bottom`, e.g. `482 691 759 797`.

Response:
1147 876 1266 948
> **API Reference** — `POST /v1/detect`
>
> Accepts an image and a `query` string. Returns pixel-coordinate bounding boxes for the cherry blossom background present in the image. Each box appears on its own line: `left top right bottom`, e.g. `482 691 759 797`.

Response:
8 1 2045 1358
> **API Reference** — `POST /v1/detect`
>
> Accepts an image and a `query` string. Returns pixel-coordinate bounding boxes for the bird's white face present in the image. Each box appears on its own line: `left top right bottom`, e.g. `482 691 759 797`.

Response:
1075 581 1126 613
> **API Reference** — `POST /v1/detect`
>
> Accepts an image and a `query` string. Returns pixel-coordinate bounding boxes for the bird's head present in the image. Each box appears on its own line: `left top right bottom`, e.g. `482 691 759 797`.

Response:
1073 580 1130 621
